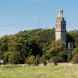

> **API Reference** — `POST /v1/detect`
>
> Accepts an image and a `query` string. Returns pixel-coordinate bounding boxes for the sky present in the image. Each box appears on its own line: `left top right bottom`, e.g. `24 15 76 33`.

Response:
0 0 78 36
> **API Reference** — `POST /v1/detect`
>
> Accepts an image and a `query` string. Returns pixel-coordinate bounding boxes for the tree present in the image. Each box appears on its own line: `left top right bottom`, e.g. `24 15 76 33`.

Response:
0 28 59 64
72 47 78 63
3 51 22 64
46 40 66 63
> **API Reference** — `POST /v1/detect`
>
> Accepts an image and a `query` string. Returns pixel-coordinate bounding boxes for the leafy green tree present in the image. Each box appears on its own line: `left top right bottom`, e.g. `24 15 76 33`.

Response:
0 28 58 64
0 36 8 52
46 40 66 63
3 51 22 64
72 47 78 63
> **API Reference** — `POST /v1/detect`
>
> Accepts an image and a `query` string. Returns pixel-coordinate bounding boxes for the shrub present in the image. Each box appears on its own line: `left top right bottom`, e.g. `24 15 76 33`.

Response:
25 55 40 65
72 55 78 63
72 47 78 63
25 56 35 65
3 51 21 64
34 55 40 65
40 55 47 65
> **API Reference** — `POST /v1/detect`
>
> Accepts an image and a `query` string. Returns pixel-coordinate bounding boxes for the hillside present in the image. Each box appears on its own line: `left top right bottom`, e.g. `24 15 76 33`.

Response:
0 28 78 64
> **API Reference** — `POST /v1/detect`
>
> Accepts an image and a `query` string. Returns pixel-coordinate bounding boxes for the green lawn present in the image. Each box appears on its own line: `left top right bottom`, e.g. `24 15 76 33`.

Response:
0 63 78 78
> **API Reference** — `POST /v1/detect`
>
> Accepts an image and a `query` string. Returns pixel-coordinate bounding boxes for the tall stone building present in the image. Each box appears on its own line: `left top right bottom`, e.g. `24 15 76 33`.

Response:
55 9 66 44
55 8 74 49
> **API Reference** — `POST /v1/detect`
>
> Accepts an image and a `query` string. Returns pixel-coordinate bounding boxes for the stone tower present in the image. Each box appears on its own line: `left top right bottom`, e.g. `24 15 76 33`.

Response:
55 9 66 44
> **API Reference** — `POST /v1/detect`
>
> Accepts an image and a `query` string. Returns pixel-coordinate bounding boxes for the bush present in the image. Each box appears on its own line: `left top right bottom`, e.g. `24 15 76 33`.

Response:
25 55 40 65
3 51 21 64
40 55 47 65
48 51 68 63
25 56 35 65
72 55 78 63
72 47 78 63
34 55 40 65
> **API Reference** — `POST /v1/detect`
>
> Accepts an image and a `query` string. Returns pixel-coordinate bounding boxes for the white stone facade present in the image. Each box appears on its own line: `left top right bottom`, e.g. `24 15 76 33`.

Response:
55 9 66 43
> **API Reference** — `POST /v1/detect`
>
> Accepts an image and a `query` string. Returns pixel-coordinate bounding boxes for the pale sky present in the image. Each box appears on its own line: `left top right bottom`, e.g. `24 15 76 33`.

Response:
0 0 78 36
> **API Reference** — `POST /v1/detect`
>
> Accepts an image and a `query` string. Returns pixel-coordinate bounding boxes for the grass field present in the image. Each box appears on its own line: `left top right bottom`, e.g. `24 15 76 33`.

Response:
0 63 78 78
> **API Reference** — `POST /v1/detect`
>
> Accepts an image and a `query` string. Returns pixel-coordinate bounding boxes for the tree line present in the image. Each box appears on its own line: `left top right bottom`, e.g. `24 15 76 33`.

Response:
0 28 78 64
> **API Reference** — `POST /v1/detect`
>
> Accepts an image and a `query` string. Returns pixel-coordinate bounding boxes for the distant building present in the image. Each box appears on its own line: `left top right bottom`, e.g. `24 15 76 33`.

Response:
55 8 66 44
55 9 74 49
